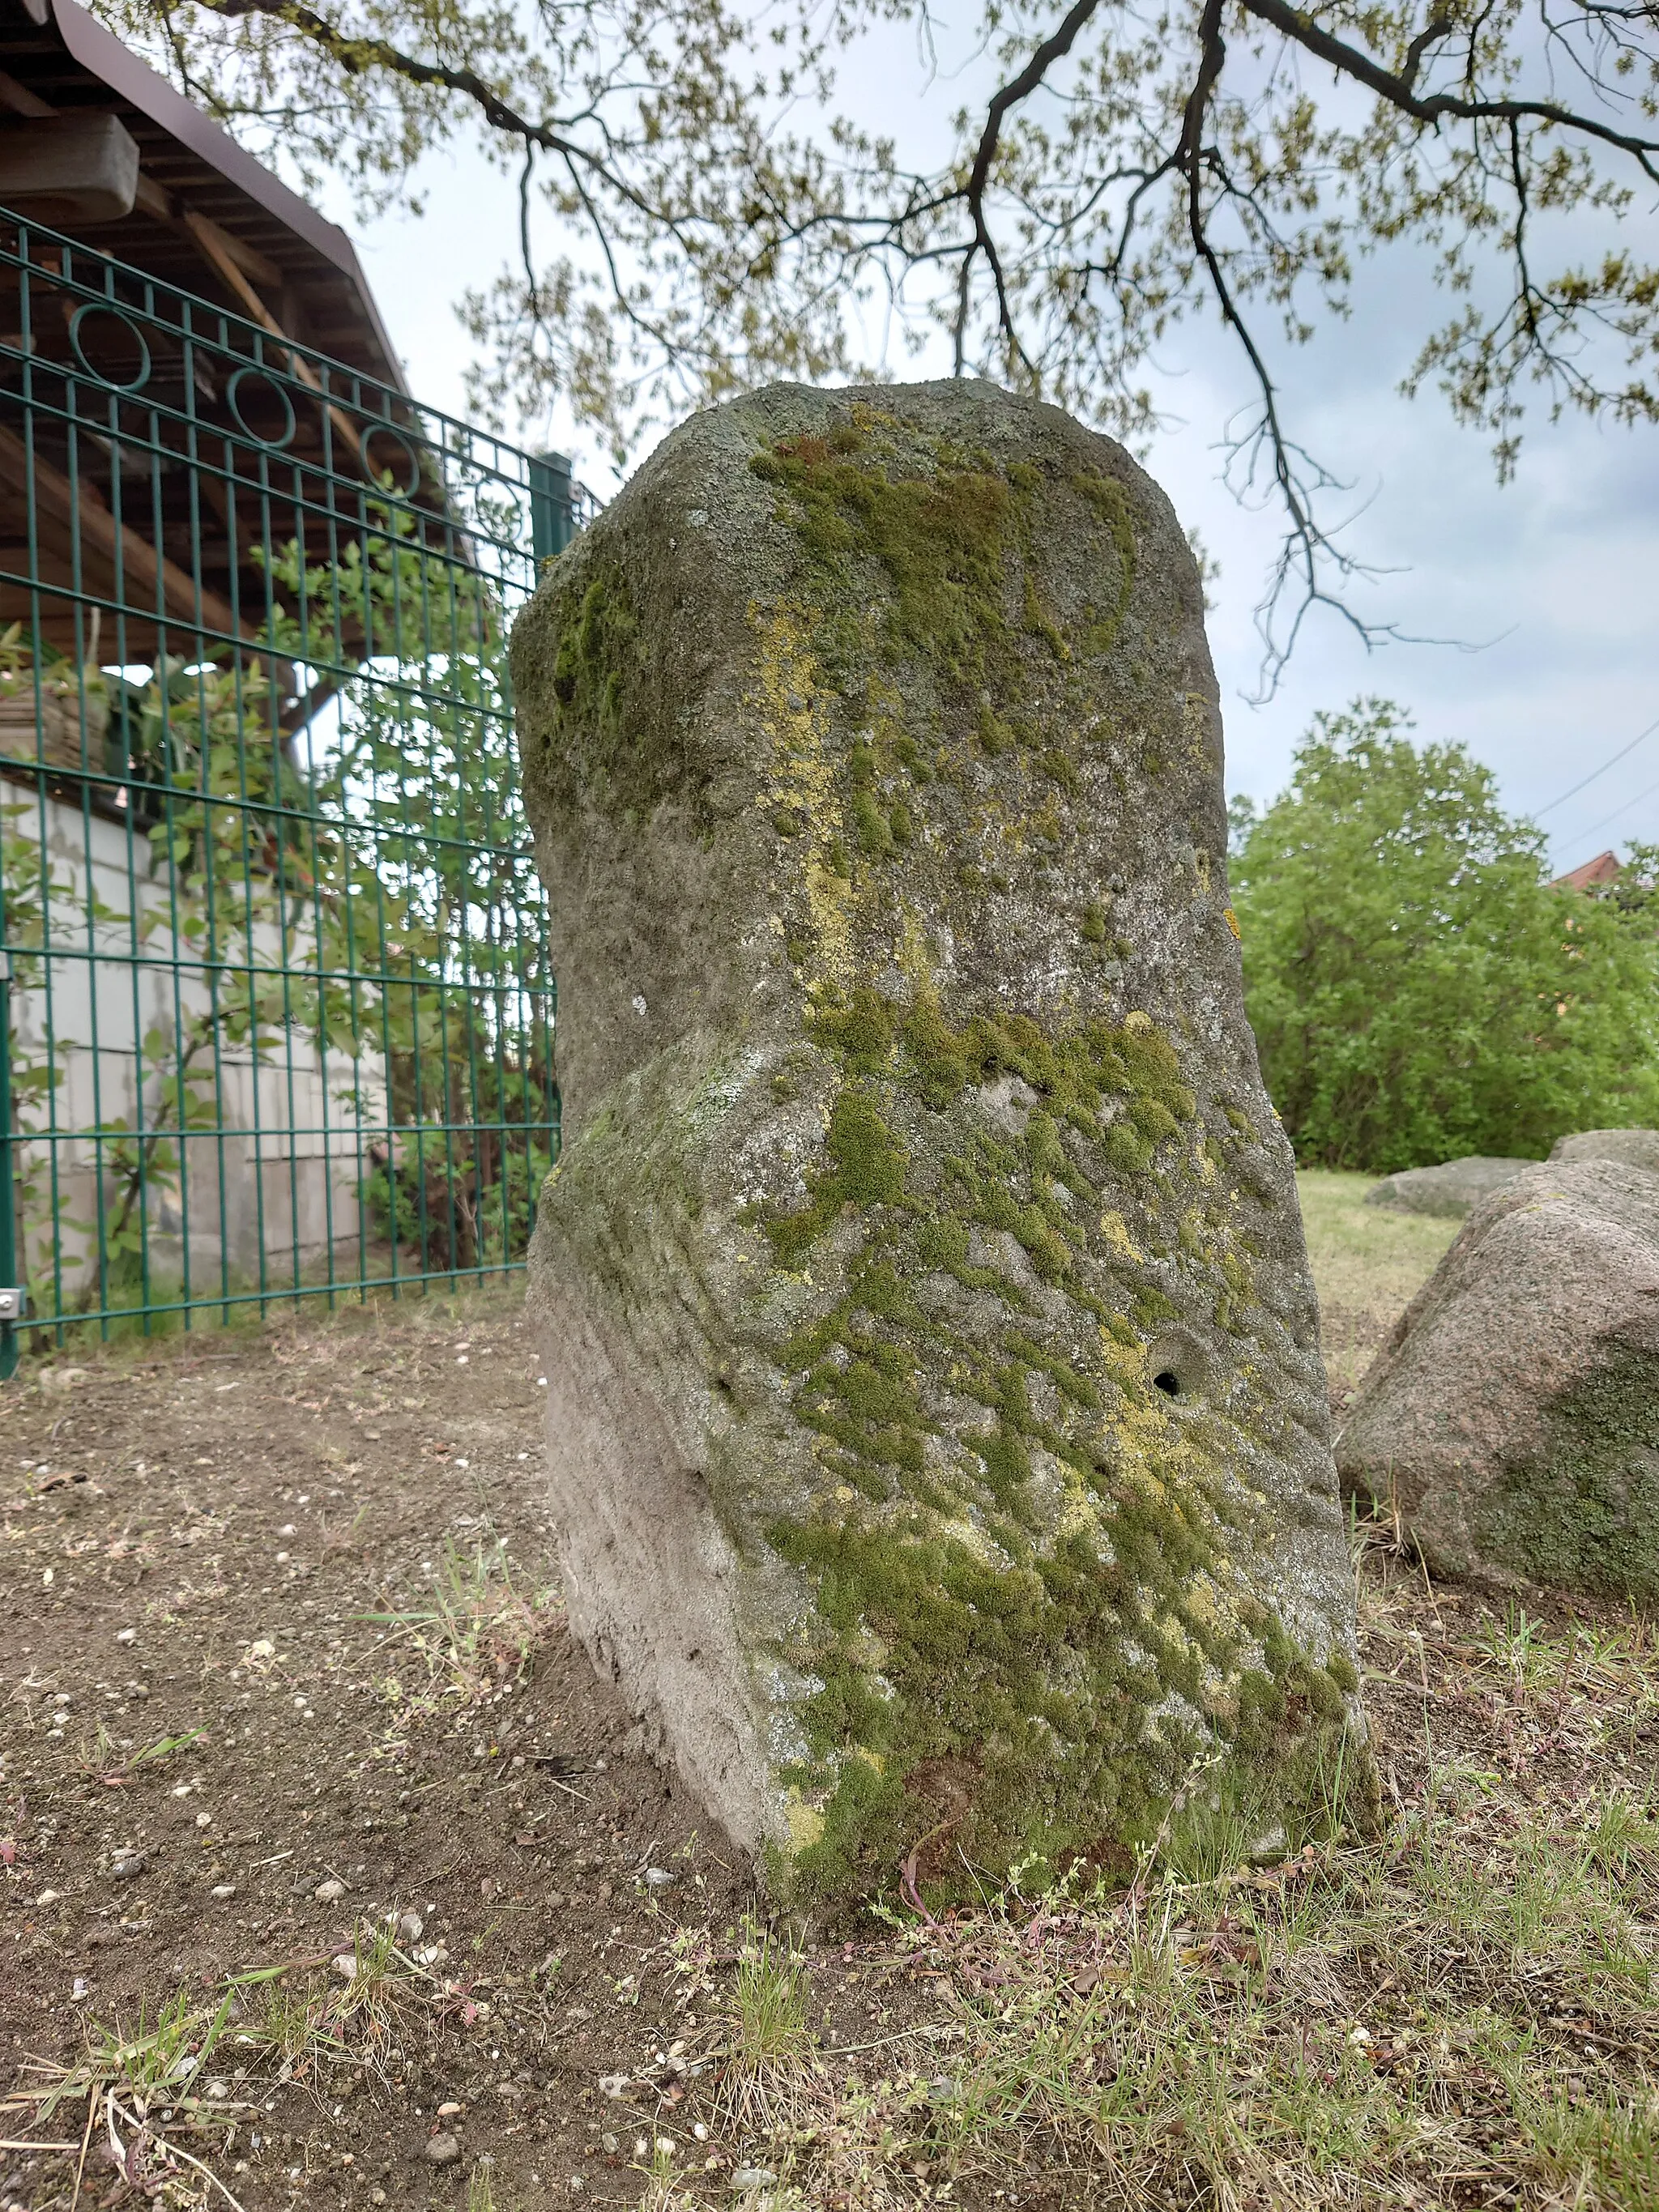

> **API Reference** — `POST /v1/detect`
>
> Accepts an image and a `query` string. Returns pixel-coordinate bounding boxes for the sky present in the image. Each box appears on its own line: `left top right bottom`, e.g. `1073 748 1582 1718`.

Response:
310 30 1659 881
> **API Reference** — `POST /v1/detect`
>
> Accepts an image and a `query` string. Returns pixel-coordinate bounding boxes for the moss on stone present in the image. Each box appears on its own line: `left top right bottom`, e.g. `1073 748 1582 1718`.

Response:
746 978 1357 1899
1471 1347 1659 1607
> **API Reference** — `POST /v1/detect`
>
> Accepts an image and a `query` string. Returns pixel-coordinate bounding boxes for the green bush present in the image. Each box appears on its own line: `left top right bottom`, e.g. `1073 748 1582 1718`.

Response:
1230 701 1659 1172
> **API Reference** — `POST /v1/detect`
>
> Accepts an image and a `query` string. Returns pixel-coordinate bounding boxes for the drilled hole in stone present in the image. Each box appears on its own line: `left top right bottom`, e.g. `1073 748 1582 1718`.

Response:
1153 1370 1181 1399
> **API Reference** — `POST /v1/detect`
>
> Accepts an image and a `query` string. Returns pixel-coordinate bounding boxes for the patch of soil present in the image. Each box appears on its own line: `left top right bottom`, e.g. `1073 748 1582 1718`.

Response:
6 1289 1657 2212
0 1286 755 2210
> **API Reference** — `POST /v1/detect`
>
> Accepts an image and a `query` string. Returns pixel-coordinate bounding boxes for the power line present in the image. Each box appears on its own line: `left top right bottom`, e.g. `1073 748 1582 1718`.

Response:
1555 768 1659 867
1533 713 1659 820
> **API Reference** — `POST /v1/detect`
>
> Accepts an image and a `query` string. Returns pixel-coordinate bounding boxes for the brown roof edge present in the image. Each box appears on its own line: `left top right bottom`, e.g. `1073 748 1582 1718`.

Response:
1550 849 1623 893
36 0 409 395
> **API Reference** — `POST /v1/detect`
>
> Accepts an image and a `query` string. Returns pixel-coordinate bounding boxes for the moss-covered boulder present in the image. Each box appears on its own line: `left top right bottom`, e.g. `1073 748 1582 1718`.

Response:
511 380 1365 1905
1338 1159 1659 1607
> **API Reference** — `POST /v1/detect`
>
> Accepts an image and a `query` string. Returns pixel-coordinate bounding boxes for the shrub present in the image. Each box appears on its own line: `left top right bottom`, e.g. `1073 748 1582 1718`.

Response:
1230 702 1659 1171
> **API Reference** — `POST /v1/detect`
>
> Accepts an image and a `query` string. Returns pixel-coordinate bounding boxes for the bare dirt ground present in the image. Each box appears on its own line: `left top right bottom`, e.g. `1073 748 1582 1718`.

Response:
0 1285 759 2211
3 1280 1657 2212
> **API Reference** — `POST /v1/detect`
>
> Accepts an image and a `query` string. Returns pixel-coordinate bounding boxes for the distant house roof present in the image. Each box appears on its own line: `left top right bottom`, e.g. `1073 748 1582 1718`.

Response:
1550 850 1623 893
0 0 405 390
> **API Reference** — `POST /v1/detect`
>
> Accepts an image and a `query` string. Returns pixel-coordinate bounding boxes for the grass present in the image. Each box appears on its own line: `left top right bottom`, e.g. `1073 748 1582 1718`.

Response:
363 1530 562 1710
2 1919 444 2209
2 1985 249 2209
1297 1170 1461 1395
639 1536 1659 2211
732 1924 814 2066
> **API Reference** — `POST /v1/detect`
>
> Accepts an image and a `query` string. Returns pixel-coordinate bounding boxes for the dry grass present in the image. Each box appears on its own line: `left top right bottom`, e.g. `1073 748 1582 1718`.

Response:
363 1527 564 1714
632 1541 1659 2211
1 1922 450 2210
1297 1170 1461 1396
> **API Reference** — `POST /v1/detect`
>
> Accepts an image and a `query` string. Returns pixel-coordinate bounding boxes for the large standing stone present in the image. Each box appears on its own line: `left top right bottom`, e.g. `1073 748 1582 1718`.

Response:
511 381 1366 1903
1337 1160 1659 1605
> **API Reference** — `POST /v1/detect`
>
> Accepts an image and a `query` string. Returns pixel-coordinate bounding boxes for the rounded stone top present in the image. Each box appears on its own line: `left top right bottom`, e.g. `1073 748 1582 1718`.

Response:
1549 1127 1659 1175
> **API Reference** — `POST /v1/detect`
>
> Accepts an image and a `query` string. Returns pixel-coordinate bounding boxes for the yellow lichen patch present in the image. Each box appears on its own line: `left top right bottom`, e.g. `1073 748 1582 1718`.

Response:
1098 1210 1147 1264
938 1511 1014 1568
1055 1465 1108 1544
895 904 938 993
1179 1568 1235 1638
1098 1331 1146 1392
1181 691 1212 760
750 601 857 987
1223 905 1241 940
1108 1385 1210 1517
783 1789 827 1853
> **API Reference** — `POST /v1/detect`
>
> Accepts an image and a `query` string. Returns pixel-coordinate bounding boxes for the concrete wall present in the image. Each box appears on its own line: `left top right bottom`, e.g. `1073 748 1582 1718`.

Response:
6 775 389 1312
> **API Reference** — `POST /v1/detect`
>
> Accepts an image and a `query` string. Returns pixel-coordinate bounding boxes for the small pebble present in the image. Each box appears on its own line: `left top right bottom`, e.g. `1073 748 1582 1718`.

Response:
732 2172 777 2192
36 1889 62 1906
397 1909 424 1943
313 1877 346 1902
111 1853 147 1881
643 1867 675 1888
437 2101 463 2117
211 1884 237 1899
424 2134 461 2166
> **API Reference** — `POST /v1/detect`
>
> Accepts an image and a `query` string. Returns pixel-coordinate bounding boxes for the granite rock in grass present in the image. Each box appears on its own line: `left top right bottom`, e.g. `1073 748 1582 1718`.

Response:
1363 1157 1537 1219
510 379 1367 1904
1337 1159 1659 1607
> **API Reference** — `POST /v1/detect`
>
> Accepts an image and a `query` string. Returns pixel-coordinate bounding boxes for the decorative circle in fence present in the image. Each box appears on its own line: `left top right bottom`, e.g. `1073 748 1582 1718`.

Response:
360 421 424 499
226 365 298 451
67 303 153 393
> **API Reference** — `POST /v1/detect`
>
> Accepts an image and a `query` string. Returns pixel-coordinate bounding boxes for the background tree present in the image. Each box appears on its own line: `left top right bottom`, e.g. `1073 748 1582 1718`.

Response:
1231 701 1659 1170
90 0 1659 681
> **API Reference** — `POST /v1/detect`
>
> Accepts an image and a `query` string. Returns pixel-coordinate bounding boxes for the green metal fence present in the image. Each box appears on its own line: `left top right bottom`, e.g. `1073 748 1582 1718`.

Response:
0 211 574 1374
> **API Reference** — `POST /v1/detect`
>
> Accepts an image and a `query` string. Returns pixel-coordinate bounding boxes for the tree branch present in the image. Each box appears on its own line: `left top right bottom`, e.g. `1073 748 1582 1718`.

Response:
955 0 1107 370
1242 0 1659 178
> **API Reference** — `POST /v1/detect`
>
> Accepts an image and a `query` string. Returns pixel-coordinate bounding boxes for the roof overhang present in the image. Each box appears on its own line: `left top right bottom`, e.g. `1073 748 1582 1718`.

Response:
0 0 406 390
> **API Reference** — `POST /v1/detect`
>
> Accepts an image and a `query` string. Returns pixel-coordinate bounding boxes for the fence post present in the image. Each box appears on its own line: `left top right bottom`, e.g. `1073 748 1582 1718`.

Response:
528 453 575 564
0 949 18 1380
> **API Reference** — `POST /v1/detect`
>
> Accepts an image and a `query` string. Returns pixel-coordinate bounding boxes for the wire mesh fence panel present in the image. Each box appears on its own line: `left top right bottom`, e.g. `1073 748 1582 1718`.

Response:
0 213 571 1366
